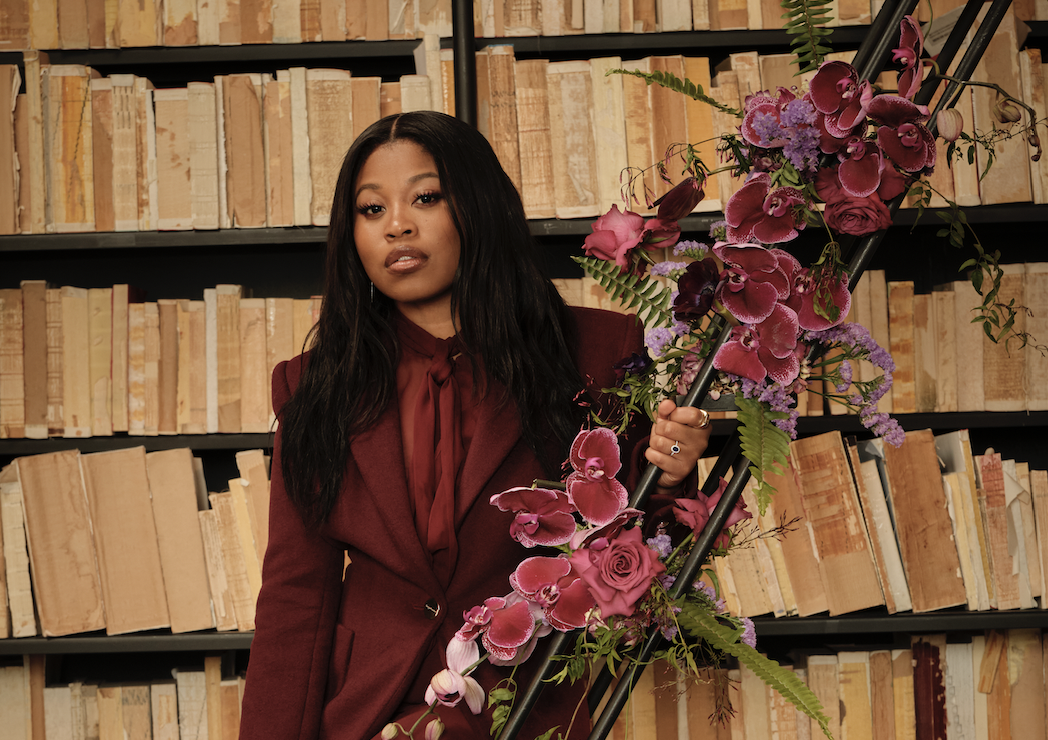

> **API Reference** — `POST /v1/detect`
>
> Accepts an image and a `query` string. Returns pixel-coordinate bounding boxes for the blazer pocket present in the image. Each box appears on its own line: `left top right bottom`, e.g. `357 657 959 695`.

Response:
326 622 355 699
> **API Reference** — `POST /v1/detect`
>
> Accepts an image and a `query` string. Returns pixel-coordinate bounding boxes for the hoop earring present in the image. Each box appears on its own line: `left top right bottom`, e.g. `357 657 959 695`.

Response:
370 282 375 302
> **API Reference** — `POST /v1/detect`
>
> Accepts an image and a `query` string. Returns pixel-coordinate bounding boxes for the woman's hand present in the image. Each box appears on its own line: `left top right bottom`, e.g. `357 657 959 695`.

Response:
644 398 712 494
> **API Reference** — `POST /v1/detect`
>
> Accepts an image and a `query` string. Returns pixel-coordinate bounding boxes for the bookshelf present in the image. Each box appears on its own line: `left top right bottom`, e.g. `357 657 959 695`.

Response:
5 17 1048 739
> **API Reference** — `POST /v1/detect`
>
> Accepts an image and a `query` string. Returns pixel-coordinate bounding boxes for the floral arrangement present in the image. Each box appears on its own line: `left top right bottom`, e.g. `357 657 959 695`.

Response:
382 10 1043 740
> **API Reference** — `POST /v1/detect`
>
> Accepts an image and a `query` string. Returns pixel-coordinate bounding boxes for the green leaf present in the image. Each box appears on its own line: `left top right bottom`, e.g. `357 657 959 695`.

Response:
573 255 674 326
607 68 742 117
734 396 791 515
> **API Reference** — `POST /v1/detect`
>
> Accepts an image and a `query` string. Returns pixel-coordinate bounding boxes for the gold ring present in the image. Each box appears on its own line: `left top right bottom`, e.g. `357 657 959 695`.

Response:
697 409 711 429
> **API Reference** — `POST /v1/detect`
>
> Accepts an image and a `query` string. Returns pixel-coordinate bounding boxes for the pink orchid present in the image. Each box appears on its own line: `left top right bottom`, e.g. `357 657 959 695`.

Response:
510 556 596 631
582 205 647 270
866 94 929 129
565 428 629 527
456 595 537 663
785 269 852 330
568 507 644 551
424 637 485 714
741 89 791 148
724 173 806 245
704 478 752 548
425 719 445 740
894 16 924 100
808 62 873 138
490 487 577 548
673 477 749 549
712 302 801 385
836 138 884 198
877 121 936 173
713 242 792 325
569 526 665 619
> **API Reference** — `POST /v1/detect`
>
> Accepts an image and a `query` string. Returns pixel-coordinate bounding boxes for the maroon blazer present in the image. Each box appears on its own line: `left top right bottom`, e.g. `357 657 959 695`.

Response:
239 307 644 740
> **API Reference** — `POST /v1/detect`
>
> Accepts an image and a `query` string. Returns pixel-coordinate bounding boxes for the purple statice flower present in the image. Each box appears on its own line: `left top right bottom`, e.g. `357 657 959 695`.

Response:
659 573 677 591
708 220 728 242
645 327 675 360
661 622 679 641
651 260 689 277
783 124 822 175
647 533 673 558
781 98 817 128
671 321 691 337
735 375 801 439
751 111 784 148
835 360 853 392
740 617 757 648
860 409 906 446
673 239 708 258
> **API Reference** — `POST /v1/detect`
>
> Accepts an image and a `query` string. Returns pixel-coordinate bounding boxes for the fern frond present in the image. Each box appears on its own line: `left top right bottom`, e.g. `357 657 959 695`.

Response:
607 68 742 118
677 604 834 739
734 396 791 515
573 256 674 327
780 0 835 74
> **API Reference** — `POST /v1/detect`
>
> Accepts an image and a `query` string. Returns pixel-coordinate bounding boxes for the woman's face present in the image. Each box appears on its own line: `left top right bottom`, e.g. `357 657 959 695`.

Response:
353 140 461 336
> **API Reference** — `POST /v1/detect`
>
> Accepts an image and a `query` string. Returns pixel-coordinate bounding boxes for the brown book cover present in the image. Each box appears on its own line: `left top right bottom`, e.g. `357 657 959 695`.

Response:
111 284 131 434
110 75 139 232
547 60 599 219
235 449 270 570
154 88 193 231
0 288 25 439
90 78 116 233
270 0 300 40
683 56 721 212
1007 630 1046 737
363 0 388 40
61 286 91 438
47 66 96 233
1031 469 1048 608
931 289 958 412
199 509 238 631
1025 263 1048 410
975 452 1023 610
178 300 207 435
151 682 179 740
589 56 628 212
881 430 966 612
239 298 268 434
144 302 160 435
80 446 170 635
265 297 294 425
1 464 39 637
145 448 214 633
514 59 556 219
912 292 937 414
838 653 874 740
318 0 345 38
887 280 916 414
240 0 273 42
14 93 29 234
217 285 242 433
88 287 113 436
912 635 948 740
164 0 198 43
208 491 256 630
264 73 294 228
116 0 159 45
174 669 209 738
305 69 353 227
222 74 267 229
983 263 1026 412
187 81 220 231
351 76 381 141
98 686 124 740
58 0 89 48
789 431 885 616
128 301 145 435
620 57 655 213
952 279 985 412
16 450 105 636
21 52 48 235
0 0 30 50
487 46 522 194
300 0 322 40
807 656 841 740
870 651 896 740
892 648 916 740
218 0 242 43
157 299 178 435
45 288 63 436
135 77 157 231
987 631 1012 740
0 466 7 638
121 685 151 740
0 66 19 235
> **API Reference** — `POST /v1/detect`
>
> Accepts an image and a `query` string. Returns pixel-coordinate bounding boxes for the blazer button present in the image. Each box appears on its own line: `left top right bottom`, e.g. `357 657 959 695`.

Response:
423 598 441 620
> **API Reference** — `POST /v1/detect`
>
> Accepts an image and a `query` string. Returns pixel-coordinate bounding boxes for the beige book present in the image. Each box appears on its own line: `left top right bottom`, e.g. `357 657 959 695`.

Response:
199 508 238 630
15 93 30 234
178 300 207 435
16 450 105 636
551 278 583 307
582 0 601 33
1019 49 1048 204
738 476 789 617
648 55 689 203
620 57 655 213
344 0 365 38
738 662 772 739
299 0 321 39
970 635 990 740
88 287 113 436
222 74 268 229
943 643 976 740
1 464 38 636
880 430 967 612
318 0 345 40
838 653 873 740
116 0 159 45
763 457 828 616
288 68 313 226
218 0 242 43
887 280 916 414
892 648 916 740
164 0 198 43
209 490 256 630
109 75 139 232
239 298 268 434
61 286 91 437
44 685 73 740
952 279 985 411
0 0 30 50
157 299 178 435
931 289 958 412
0 289 25 439
683 56 721 212
134 77 158 232
864 269 892 413
265 297 294 424
658 0 689 29
205 655 224 740
196 0 220 44
852 447 912 613
228 477 263 605
293 297 316 355
264 73 295 228
127 302 146 435
486 46 522 193
912 292 937 414
121 685 152 740
217 285 243 433
213 78 230 228
389 0 414 37
305 69 353 226
547 60 599 219
869 651 895 740
236 449 271 565
351 76 381 142
948 87 981 207
271 0 301 40
144 302 160 435
514 59 555 219
790 431 884 615
399 74 432 112
151 683 179 740
975 452 1022 610
1031 470 1048 608
21 52 48 235
1024 263 1048 410
973 9 1033 205
81 447 171 634
45 288 63 436
110 285 129 433
0 466 6 639
204 288 219 433
1014 461 1041 601
174 669 209 740
710 70 743 206
241 0 273 42
589 56 628 211
97 686 124 740
983 264 1026 411
1007 630 1045 738
153 88 192 231
757 53 795 92
0 66 21 235
187 82 220 231
1003 460 1037 607
145 448 214 633
380 81 402 116
502 0 538 33
806 656 841 740
942 471 981 610
48 66 96 233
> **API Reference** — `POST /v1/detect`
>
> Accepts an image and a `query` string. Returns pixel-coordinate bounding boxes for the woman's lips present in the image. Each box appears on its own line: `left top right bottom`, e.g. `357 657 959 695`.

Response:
385 246 427 274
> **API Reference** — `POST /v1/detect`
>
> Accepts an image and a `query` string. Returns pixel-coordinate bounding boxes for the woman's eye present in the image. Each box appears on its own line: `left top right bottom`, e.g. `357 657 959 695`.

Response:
358 204 383 216
417 192 442 205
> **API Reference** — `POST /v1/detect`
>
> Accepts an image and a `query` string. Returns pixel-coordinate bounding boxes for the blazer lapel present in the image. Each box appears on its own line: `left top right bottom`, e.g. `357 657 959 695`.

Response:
348 404 443 596
455 393 524 526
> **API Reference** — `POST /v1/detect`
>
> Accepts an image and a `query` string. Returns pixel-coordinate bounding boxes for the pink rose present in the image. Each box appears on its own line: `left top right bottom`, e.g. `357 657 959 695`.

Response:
582 205 646 271
569 526 665 618
824 194 892 236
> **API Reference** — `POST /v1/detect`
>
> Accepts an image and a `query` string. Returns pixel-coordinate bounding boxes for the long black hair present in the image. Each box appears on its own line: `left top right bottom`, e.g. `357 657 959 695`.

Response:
279 111 586 528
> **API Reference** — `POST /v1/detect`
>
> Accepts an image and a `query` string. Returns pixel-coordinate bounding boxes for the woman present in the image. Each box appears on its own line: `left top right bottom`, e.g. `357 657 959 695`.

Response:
238 111 711 739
